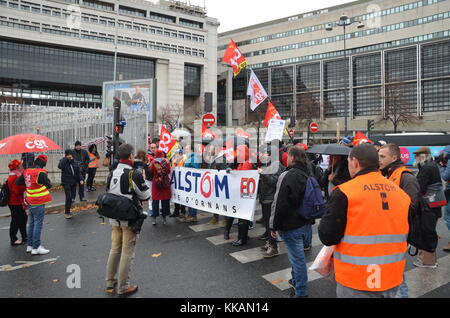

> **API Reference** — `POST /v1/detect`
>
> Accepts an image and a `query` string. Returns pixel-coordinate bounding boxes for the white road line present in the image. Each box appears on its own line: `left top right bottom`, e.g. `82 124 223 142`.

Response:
406 254 450 298
206 227 267 245
0 257 59 272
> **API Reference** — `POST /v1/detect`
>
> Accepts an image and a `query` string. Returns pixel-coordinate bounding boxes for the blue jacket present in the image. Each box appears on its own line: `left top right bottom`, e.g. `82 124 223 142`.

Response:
184 153 201 169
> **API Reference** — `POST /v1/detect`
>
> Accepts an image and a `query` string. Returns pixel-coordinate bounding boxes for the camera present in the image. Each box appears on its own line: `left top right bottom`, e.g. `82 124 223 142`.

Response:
130 207 148 234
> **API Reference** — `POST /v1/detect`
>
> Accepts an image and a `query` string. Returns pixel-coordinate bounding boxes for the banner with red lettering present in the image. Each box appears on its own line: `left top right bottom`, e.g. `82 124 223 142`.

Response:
263 101 282 127
170 167 260 221
222 40 248 77
247 70 268 111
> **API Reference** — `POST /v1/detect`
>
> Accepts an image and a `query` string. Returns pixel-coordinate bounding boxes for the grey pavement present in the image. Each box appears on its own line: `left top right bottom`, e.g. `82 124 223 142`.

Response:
0 184 106 217
0 205 449 298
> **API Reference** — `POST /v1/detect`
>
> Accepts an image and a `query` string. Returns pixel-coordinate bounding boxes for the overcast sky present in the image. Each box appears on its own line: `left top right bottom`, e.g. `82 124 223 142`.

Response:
197 0 357 32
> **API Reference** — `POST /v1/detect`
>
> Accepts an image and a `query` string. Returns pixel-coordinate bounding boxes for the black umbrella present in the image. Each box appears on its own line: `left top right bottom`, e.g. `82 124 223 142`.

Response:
306 144 351 156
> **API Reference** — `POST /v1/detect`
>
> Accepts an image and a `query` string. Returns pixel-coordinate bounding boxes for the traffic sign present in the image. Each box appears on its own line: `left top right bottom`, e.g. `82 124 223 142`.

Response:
202 113 216 128
310 123 319 133
289 129 295 137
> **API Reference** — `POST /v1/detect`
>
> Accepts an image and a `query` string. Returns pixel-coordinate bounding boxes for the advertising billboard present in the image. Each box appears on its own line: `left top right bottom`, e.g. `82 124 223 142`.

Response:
102 79 157 122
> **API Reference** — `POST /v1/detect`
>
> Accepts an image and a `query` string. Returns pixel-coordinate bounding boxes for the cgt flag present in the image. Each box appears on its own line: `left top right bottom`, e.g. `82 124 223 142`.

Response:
263 101 282 127
353 131 373 146
159 125 179 160
247 70 268 111
222 40 248 77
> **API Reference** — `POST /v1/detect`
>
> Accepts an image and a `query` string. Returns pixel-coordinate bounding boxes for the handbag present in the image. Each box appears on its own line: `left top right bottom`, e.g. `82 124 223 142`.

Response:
408 197 439 255
423 182 447 208
309 245 334 277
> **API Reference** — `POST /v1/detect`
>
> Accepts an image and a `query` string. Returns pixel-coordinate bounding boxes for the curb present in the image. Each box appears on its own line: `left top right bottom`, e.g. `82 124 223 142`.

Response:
0 201 97 219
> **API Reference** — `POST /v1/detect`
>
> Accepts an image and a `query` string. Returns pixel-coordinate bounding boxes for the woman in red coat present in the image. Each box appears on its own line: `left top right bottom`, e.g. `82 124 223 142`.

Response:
6 160 27 245
149 150 171 225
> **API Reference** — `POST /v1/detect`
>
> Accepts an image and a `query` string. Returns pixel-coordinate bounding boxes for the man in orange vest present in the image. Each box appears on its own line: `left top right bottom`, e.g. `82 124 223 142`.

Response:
87 144 100 192
16 155 53 255
378 143 420 298
319 144 410 298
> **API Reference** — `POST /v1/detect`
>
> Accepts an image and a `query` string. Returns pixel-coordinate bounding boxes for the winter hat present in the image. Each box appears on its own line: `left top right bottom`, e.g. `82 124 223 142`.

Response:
8 159 21 171
413 147 431 155
37 155 48 163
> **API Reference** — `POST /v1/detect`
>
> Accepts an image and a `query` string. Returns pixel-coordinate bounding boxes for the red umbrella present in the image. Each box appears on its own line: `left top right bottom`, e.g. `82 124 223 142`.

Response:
0 134 61 155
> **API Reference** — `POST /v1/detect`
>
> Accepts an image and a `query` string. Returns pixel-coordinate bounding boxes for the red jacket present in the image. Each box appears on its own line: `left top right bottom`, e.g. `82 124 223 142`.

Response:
7 172 26 206
150 158 172 200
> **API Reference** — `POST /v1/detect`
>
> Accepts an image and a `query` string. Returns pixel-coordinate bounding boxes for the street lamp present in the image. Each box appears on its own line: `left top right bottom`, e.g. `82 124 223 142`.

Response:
325 14 364 137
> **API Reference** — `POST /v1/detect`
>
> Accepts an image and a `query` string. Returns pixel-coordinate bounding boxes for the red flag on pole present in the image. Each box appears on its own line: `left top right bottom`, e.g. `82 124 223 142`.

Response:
159 125 178 159
222 40 248 77
263 101 282 127
352 131 373 146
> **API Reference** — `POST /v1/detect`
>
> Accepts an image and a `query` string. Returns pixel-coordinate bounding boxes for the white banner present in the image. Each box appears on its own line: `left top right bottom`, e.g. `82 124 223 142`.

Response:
170 167 260 221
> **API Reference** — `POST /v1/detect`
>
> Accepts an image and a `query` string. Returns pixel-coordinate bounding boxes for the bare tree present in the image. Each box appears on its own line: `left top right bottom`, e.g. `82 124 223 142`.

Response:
296 91 321 127
158 104 183 132
379 82 422 133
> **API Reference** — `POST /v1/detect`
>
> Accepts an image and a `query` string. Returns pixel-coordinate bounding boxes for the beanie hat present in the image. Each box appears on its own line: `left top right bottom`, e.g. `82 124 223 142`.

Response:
8 159 21 171
37 155 48 163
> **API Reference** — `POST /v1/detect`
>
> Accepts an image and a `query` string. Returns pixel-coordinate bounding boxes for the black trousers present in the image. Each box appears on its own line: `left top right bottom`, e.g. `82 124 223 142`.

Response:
225 217 249 243
74 172 86 200
262 202 278 247
173 203 186 216
9 205 27 243
86 168 97 189
64 184 77 213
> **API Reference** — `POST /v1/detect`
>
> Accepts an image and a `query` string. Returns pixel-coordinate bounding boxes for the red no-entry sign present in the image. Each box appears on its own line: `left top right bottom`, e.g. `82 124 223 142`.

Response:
202 113 216 128
310 123 319 133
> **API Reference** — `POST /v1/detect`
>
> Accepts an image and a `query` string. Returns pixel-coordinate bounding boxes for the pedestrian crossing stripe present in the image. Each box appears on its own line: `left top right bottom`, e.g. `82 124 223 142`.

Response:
262 254 450 298
207 227 267 245
189 212 262 233
229 232 321 264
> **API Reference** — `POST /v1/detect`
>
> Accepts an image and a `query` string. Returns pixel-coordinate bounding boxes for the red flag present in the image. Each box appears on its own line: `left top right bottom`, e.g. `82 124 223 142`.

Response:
235 128 252 139
353 131 373 146
202 127 219 139
247 70 268 111
222 40 248 77
263 101 282 127
159 125 178 159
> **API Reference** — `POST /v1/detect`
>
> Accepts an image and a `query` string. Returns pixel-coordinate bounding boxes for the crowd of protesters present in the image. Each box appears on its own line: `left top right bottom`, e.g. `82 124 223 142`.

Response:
3 132 450 298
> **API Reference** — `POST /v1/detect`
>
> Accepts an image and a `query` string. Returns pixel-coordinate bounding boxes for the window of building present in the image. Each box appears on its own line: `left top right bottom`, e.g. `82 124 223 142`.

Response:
184 65 201 96
296 63 320 92
422 40 450 79
83 0 114 11
422 78 450 112
179 18 203 29
150 12 176 23
324 58 349 90
385 47 417 82
271 66 294 95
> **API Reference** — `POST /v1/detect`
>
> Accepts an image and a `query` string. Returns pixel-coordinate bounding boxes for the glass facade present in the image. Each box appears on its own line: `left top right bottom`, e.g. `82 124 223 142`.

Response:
184 65 201 97
236 40 450 121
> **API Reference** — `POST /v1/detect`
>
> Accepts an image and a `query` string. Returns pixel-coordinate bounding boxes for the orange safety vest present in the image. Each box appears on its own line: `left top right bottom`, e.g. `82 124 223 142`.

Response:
388 166 411 187
334 172 410 292
89 152 99 168
23 168 52 206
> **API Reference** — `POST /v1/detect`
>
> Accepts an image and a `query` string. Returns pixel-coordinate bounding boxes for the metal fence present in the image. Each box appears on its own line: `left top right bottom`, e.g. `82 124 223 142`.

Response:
0 103 148 155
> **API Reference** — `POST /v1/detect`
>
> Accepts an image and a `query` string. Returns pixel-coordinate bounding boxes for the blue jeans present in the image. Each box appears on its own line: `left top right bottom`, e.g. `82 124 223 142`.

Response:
279 226 309 297
27 205 46 249
396 275 409 298
188 207 197 217
304 223 312 247
444 202 450 232
151 200 170 217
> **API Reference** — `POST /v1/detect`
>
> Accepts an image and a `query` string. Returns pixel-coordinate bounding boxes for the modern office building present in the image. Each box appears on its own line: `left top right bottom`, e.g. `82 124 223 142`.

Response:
0 0 219 129
217 0 450 136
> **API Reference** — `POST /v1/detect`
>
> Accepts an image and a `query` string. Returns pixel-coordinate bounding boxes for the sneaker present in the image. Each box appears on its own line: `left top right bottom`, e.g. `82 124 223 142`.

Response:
303 245 311 251
26 246 33 253
263 247 279 258
443 242 450 252
288 279 295 288
258 234 269 241
162 217 167 225
91 187 97 191
65 213 73 219
260 243 270 251
152 218 157 226
182 216 198 223
86 188 93 192
80 198 87 202
207 217 218 225
118 285 138 296
413 260 438 268
31 246 50 255
221 220 227 227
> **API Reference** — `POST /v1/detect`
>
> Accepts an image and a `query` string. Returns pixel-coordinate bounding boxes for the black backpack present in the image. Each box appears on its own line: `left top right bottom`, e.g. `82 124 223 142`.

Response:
95 170 140 221
0 181 10 207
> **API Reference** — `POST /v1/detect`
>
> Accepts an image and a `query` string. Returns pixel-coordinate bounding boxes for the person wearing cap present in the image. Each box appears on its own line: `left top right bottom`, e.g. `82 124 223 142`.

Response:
412 146 443 268
319 144 410 298
440 145 450 252
16 155 52 255
6 160 27 246
71 141 90 202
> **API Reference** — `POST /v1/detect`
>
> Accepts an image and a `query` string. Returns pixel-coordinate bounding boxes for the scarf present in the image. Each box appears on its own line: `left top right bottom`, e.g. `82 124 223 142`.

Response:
120 159 134 167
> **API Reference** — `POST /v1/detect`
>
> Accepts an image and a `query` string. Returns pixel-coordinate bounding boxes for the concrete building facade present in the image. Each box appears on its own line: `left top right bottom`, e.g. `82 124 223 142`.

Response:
0 0 219 131
217 0 450 138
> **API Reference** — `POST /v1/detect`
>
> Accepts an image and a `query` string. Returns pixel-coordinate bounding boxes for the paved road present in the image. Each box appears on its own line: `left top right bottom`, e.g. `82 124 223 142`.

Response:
0 207 449 298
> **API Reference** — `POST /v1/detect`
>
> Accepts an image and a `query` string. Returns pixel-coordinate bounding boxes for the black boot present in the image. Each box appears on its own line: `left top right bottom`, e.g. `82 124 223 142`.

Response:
232 220 249 246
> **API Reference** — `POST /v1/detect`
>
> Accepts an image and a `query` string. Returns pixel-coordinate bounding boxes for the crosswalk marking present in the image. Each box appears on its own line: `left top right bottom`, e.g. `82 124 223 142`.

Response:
229 232 321 264
407 254 450 298
189 212 262 233
206 227 266 245
262 263 324 291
